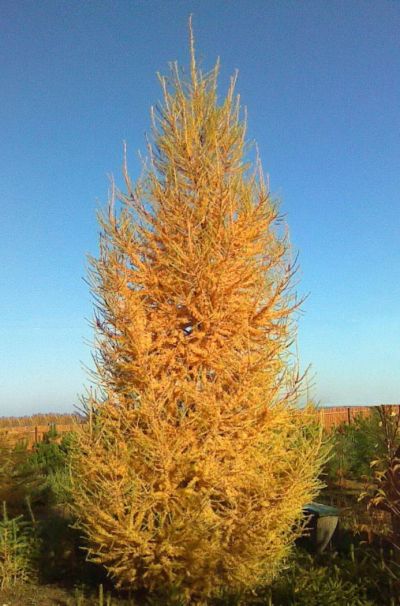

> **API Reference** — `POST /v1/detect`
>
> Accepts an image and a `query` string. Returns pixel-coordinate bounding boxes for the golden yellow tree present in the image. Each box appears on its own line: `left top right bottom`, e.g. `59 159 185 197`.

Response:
72 28 324 604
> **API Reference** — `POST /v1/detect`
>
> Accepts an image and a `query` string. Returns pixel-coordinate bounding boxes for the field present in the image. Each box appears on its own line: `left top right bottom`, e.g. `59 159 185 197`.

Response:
0 405 399 605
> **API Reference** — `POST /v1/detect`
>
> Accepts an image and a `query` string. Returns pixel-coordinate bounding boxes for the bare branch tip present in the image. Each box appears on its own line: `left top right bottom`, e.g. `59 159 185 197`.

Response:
122 141 129 174
188 14 197 86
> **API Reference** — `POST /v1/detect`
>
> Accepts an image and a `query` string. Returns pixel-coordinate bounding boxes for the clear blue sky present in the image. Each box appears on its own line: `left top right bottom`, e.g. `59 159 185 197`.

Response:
1 0 399 416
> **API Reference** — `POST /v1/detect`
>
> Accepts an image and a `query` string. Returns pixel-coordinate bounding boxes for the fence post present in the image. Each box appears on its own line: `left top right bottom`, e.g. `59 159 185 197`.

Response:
347 407 351 424
34 425 38 444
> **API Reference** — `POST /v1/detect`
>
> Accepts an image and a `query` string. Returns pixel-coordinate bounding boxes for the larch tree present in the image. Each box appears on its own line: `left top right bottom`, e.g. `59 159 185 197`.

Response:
71 26 324 604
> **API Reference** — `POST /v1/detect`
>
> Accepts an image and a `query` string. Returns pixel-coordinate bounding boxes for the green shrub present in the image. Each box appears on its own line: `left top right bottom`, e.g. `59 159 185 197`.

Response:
0 436 32 513
267 544 399 606
20 428 75 507
325 413 383 483
0 501 37 589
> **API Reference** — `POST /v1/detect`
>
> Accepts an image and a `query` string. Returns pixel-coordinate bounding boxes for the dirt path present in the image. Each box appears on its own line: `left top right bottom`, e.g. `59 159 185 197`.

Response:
0 583 73 606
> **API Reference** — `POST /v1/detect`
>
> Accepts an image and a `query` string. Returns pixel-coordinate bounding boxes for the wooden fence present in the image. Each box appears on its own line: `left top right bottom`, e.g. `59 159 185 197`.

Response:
0 423 77 448
1 405 400 448
319 404 400 430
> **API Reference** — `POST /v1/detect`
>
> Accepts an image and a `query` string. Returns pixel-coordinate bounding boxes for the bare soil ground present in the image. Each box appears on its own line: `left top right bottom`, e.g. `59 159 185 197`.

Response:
0 583 74 606
0 582 136 606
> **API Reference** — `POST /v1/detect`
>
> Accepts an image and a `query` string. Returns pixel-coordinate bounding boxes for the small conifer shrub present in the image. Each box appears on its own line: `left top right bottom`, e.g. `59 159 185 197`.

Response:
72 25 324 604
0 502 35 589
